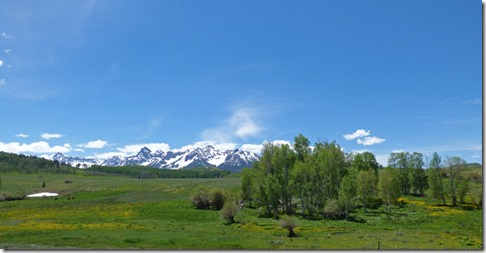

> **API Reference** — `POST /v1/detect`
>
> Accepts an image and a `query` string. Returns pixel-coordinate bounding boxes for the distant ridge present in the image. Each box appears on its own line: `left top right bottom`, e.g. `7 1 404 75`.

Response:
51 145 259 172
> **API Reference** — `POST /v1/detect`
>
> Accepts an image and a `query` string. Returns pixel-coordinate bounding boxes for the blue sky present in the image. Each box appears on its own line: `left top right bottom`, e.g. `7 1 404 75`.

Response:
0 0 481 166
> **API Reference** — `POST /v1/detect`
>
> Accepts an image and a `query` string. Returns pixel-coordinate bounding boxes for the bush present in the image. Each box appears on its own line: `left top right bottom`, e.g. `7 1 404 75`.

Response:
0 192 26 202
191 186 210 209
220 201 239 224
209 188 226 210
280 215 298 237
324 199 345 219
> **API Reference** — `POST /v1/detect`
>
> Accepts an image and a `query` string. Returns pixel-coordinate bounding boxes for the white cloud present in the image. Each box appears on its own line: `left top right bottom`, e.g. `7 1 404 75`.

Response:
41 133 64 140
116 143 170 154
0 79 4 86
78 139 108 149
15 133 29 138
240 140 292 154
202 128 231 144
175 141 238 152
357 136 386 146
229 109 261 139
463 98 481 105
350 149 369 154
240 144 264 154
1 32 12 39
4 49 11 54
92 151 127 159
202 107 263 143
0 141 72 154
343 129 370 140
213 142 238 151
0 60 3 67
268 140 292 147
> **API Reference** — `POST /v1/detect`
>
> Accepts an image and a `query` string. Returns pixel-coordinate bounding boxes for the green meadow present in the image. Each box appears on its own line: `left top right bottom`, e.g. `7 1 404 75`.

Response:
0 172 482 249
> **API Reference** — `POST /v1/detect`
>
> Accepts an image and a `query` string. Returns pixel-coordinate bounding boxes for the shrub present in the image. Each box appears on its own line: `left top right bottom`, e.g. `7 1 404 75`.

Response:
191 186 210 209
209 188 226 210
0 192 26 202
280 215 298 237
220 201 239 224
323 199 345 219
474 189 482 208
457 180 469 204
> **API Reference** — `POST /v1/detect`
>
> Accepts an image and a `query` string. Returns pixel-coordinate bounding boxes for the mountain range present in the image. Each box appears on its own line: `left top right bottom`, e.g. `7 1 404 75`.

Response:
51 145 259 172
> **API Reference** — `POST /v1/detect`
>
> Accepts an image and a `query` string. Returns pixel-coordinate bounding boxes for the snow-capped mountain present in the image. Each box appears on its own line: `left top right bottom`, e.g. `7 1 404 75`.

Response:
51 145 259 172
51 153 103 168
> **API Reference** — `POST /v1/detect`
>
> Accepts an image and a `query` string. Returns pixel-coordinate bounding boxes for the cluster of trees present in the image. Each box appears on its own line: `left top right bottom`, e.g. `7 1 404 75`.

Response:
0 152 75 174
191 186 239 224
241 134 479 220
87 165 231 179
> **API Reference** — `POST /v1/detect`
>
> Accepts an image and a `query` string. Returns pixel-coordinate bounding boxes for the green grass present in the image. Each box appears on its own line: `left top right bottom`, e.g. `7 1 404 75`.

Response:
0 173 482 249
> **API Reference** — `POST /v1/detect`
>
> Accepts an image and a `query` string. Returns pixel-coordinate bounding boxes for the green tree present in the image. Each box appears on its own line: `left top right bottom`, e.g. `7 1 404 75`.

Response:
388 152 411 195
291 134 312 217
408 152 427 195
353 152 379 174
291 159 311 218
273 144 296 215
458 180 469 204
265 174 281 219
445 156 466 206
293 133 311 162
356 169 378 213
409 168 428 195
253 142 296 218
314 141 346 200
241 168 254 208
338 174 356 220
379 168 400 214
428 152 446 205
408 152 424 169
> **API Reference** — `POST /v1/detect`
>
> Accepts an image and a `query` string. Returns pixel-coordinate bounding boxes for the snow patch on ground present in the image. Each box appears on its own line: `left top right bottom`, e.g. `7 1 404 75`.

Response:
26 192 59 198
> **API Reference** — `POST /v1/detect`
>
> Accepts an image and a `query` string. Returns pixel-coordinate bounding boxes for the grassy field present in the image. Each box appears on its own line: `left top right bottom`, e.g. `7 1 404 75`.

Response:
0 172 482 249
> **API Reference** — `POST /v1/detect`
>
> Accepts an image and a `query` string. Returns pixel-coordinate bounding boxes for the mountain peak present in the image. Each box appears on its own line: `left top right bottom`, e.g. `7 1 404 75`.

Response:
140 147 152 153
51 145 259 171
52 152 66 159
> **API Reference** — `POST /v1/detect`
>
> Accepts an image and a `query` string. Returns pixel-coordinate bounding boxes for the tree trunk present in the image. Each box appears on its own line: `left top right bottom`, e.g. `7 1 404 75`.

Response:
451 177 457 206
439 171 446 205
288 228 296 237
300 190 306 218
345 203 349 221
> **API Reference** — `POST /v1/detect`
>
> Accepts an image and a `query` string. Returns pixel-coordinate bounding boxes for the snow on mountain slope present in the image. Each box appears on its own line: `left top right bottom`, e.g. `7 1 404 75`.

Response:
51 153 103 168
50 145 259 171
